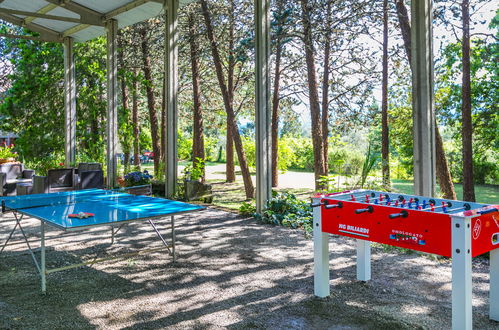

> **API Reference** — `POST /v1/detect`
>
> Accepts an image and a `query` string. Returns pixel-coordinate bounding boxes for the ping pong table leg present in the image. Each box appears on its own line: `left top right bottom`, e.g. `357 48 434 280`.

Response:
40 221 46 294
171 216 175 262
0 219 20 254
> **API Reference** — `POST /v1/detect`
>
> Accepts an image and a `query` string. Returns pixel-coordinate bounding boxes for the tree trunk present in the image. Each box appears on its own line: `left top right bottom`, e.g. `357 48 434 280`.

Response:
226 118 235 182
395 0 456 198
132 70 140 167
321 1 332 176
200 0 255 198
381 0 390 188
225 0 236 183
188 11 206 182
300 0 326 190
139 27 162 176
435 126 456 199
395 0 411 63
461 0 475 202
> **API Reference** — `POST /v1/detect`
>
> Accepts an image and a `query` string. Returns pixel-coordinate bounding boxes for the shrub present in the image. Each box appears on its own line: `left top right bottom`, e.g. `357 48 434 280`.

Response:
277 138 297 172
254 191 313 232
285 138 314 170
178 132 193 160
241 137 256 167
239 201 256 216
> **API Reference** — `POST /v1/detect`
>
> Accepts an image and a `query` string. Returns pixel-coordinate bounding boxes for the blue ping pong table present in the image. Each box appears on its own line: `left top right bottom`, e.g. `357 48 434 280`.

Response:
0 188 204 293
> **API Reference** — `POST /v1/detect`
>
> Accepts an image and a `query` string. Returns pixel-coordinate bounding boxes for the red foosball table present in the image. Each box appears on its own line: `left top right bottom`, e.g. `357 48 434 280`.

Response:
312 189 499 330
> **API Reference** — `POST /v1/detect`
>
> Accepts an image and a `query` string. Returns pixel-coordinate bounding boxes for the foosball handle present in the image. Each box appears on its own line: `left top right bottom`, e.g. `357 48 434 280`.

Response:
325 201 343 209
389 210 409 219
354 205 374 214
310 201 323 208
478 208 499 215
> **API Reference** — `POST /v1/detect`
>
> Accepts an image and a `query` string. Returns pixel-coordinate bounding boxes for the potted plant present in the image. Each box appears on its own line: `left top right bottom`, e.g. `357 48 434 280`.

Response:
0 144 19 164
118 170 153 196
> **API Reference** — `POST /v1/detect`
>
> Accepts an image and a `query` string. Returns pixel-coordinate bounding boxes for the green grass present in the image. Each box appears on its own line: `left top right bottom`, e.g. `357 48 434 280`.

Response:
392 179 498 204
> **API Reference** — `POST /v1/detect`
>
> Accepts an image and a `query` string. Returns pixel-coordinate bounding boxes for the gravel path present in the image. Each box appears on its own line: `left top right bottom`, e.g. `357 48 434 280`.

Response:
1 208 498 329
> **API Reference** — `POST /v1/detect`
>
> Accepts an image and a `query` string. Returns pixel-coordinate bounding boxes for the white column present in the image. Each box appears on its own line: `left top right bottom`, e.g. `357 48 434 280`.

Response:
164 0 178 198
255 0 271 213
106 19 118 188
451 215 472 330
313 197 330 297
490 248 499 321
411 0 436 197
63 37 76 166
356 239 371 281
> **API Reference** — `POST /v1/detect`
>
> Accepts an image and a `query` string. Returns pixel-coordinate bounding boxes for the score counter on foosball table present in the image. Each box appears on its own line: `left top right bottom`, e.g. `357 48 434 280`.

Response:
311 189 499 330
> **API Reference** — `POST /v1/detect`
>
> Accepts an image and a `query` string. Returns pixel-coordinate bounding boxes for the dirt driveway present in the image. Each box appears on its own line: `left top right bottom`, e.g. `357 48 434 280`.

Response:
1 208 498 329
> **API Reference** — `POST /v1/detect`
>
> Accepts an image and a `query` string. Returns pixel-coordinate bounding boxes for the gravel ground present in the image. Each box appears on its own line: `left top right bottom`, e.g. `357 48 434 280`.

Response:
1 208 499 329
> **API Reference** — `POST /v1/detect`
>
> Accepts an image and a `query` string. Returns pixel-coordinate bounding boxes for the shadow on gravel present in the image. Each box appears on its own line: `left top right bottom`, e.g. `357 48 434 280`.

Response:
0 209 498 329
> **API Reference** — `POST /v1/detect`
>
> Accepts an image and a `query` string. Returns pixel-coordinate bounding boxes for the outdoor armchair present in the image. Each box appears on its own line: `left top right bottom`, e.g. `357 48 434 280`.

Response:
32 168 76 194
0 163 34 196
78 170 104 190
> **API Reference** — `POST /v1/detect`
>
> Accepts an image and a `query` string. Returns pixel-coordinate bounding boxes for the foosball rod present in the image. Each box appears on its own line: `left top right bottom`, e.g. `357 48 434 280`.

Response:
420 202 452 212
445 203 471 213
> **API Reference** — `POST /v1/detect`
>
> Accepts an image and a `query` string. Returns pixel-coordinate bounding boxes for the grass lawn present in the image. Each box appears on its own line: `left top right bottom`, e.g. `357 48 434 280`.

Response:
392 179 498 204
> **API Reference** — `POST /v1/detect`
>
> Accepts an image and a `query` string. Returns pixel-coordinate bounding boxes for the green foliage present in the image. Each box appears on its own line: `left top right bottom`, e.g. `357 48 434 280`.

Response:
0 144 17 160
276 138 296 171
182 157 205 181
254 191 313 232
283 137 314 170
239 201 256 216
358 142 379 188
178 131 193 160
435 20 499 184
24 153 65 176
241 137 256 167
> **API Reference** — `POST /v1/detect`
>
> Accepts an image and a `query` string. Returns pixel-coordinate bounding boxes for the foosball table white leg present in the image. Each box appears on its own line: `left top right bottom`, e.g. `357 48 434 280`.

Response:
356 239 371 281
489 248 499 321
451 216 472 330
313 197 330 297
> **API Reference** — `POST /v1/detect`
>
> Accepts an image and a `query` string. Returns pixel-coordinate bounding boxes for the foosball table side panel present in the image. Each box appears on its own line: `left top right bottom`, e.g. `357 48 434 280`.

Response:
471 211 499 257
321 199 452 257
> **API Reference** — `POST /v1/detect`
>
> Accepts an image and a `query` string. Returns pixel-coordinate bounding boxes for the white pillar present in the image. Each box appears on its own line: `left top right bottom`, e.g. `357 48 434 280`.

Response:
106 20 118 188
63 37 76 166
490 248 499 321
411 0 436 197
451 215 472 330
356 239 371 281
313 197 330 297
165 0 178 198
255 0 271 212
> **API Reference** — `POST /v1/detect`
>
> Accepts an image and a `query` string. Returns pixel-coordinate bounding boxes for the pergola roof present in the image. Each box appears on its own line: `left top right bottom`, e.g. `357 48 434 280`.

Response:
0 0 189 43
